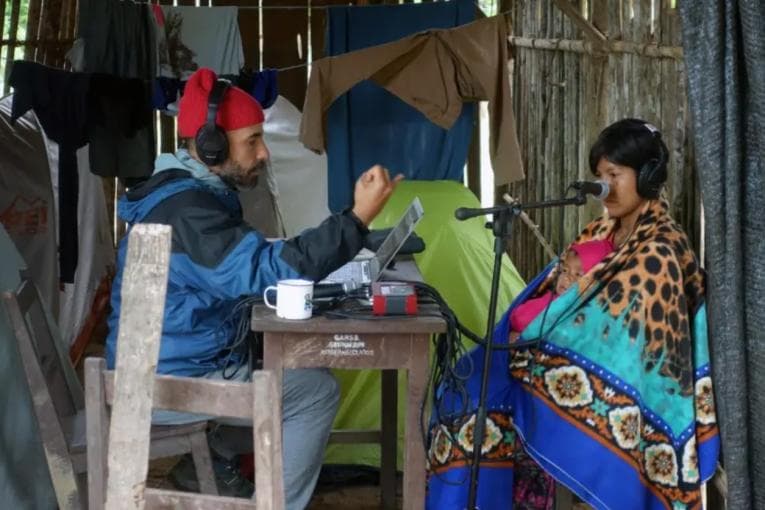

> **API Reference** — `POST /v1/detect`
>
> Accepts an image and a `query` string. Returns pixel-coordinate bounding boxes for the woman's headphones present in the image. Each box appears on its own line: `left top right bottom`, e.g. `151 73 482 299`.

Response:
195 79 231 167
636 123 668 199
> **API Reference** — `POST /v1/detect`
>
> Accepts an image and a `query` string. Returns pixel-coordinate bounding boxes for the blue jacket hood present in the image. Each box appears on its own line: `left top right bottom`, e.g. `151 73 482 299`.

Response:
117 150 231 224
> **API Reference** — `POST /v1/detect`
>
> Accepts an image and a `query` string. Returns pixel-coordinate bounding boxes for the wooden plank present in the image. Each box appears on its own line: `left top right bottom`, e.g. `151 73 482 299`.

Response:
58 0 73 43
66 0 78 43
252 305 446 334
105 224 172 510
262 0 309 108
554 483 574 509
85 357 110 510
24 0 43 61
402 335 429 510
532 3 544 273
160 116 176 153
0 0 7 75
17 281 83 415
542 4 557 256
0 37 76 46
253 370 285 510
580 0 609 229
3 0 22 95
103 371 255 421
566 13 582 242
380 369 398 510
189 430 218 495
3 291 82 510
144 489 256 509
552 0 606 44
275 333 430 370
507 36 683 58
38 0 64 65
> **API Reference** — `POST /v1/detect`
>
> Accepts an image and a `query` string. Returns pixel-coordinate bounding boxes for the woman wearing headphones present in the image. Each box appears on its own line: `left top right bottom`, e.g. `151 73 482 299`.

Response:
427 119 720 510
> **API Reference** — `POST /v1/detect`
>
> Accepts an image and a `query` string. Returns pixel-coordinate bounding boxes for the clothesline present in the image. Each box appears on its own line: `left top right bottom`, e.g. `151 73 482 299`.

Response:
158 1 496 13
276 61 310 72
237 4 337 9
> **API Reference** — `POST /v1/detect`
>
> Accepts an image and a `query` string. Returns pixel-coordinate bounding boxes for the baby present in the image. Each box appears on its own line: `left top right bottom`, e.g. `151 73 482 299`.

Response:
509 239 614 342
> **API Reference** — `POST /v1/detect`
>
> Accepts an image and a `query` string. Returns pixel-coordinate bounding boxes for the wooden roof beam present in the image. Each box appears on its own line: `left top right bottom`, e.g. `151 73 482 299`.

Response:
552 0 607 46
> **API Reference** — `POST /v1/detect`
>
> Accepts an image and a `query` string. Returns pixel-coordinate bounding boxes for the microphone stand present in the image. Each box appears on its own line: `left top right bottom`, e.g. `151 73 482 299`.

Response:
455 192 587 510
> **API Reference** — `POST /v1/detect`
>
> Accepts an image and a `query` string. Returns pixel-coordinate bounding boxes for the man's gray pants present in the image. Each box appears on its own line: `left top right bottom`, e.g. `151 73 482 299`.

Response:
152 367 341 510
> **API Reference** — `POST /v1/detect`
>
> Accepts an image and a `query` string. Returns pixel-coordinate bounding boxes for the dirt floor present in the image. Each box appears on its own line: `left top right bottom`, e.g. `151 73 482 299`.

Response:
147 456 400 509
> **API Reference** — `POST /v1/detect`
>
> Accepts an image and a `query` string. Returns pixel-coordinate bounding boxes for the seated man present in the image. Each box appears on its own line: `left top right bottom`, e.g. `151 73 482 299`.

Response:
106 68 401 509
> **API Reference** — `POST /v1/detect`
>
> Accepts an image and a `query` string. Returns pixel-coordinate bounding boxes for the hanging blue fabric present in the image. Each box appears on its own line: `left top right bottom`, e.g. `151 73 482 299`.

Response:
325 0 475 212
250 69 278 109
151 69 279 111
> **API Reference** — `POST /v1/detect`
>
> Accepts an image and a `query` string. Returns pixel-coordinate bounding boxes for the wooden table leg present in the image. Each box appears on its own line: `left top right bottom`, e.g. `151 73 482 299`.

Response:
262 332 282 372
403 335 429 510
381 369 398 510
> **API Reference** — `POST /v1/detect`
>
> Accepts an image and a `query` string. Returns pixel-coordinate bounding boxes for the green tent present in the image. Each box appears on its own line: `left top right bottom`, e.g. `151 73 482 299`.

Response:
324 181 526 467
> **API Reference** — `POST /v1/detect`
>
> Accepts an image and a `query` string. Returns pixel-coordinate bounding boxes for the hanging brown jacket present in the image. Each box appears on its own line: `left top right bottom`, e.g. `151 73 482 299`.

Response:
300 14 524 184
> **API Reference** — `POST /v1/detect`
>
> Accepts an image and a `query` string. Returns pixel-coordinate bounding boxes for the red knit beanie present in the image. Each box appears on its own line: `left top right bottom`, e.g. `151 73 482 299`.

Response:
178 68 264 138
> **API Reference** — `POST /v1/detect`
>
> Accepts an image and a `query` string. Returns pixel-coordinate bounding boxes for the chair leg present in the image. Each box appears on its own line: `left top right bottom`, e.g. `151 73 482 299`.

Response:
555 483 574 510
189 430 218 495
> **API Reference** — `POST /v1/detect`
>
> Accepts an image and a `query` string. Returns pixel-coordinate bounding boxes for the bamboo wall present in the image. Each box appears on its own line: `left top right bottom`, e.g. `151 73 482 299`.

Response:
0 0 702 278
0 0 77 94
156 0 351 155
504 0 700 281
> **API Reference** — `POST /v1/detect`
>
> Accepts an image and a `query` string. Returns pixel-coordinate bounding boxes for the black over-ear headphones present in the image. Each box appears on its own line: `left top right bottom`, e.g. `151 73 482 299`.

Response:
195 79 231 167
637 123 668 199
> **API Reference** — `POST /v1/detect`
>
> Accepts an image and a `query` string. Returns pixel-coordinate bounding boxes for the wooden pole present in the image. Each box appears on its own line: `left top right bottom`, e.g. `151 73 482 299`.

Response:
552 0 606 45
508 35 683 59
104 224 172 510
25 0 43 61
3 0 22 95
579 0 610 228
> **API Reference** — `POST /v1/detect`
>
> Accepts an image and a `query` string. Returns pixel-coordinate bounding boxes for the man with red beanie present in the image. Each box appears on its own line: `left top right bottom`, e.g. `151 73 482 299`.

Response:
106 68 402 507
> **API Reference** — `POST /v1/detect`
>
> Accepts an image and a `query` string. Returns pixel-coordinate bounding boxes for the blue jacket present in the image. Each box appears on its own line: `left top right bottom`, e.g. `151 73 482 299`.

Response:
106 151 367 375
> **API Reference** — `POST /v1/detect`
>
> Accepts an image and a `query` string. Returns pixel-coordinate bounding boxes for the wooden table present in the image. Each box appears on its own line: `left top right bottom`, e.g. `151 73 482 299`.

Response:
251 289 445 510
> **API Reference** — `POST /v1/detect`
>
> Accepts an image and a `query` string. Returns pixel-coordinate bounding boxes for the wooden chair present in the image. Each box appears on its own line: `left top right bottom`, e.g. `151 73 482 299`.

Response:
1 279 218 509
86 358 284 510
83 224 283 510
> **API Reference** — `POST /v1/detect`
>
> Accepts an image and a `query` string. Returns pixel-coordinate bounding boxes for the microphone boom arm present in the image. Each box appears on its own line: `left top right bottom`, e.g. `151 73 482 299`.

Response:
454 194 586 221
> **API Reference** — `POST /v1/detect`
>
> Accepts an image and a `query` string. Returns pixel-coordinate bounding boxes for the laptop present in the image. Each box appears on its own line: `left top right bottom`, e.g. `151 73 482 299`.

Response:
323 197 424 285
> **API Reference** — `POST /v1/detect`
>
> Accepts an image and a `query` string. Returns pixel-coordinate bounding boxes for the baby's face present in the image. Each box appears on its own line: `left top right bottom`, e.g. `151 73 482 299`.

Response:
555 251 583 295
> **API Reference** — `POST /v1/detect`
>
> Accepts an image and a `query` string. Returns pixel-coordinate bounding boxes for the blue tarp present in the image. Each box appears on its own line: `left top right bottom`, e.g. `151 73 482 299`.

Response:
325 0 475 212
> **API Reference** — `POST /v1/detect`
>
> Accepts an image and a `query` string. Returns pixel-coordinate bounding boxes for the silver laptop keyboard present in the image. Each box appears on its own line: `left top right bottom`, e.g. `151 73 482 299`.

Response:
323 260 370 284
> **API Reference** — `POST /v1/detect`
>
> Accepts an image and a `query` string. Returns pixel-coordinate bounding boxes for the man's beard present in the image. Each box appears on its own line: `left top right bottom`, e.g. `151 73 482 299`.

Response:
216 159 267 189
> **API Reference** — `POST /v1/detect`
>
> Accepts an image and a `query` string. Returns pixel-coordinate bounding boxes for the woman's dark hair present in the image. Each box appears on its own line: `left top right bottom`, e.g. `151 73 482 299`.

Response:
588 118 670 186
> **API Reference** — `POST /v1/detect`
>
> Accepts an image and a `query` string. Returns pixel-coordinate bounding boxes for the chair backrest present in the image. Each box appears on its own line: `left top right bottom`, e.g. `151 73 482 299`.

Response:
89 224 283 510
4 279 83 418
2 281 83 509
85 357 285 510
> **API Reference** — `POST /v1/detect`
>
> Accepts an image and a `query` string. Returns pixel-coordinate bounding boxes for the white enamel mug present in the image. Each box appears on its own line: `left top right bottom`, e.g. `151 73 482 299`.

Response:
263 279 314 320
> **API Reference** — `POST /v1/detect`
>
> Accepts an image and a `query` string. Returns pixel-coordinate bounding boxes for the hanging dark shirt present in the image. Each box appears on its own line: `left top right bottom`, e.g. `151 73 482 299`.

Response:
88 74 155 179
9 61 157 282
9 61 88 283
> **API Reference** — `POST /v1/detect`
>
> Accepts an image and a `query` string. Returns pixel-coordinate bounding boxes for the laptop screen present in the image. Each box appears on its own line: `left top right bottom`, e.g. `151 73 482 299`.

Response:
373 197 424 280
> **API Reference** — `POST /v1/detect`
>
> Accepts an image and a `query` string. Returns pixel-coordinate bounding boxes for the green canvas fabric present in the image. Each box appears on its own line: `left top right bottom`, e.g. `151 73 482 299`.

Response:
324 181 526 467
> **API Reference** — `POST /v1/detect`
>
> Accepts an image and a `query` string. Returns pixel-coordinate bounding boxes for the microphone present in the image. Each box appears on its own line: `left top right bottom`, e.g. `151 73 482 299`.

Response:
313 280 362 299
572 180 610 200
454 204 509 220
